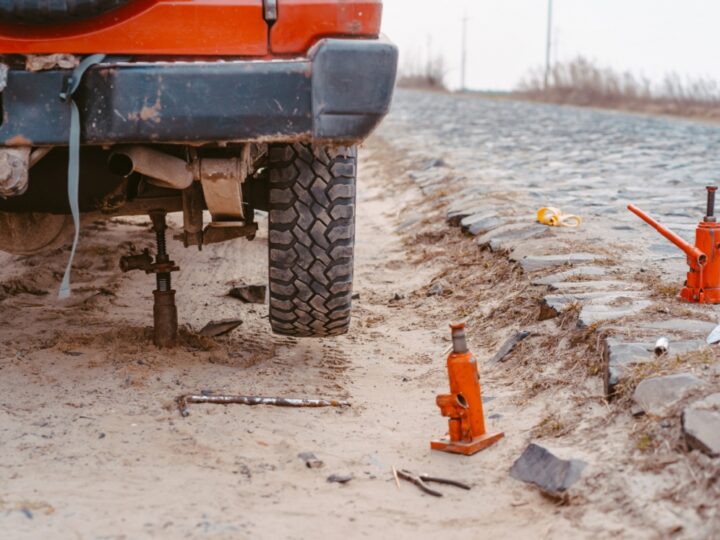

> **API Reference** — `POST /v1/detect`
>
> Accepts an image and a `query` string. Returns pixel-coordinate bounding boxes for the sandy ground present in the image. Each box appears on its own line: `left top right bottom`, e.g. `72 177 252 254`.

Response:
0 136 716 539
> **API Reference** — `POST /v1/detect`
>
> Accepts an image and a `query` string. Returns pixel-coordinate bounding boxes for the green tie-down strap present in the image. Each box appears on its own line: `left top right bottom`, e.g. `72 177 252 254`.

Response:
58 53 106 299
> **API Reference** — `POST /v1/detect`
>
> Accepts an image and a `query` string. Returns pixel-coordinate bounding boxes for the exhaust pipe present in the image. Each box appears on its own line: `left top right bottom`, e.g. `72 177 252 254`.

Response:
108 146 194 190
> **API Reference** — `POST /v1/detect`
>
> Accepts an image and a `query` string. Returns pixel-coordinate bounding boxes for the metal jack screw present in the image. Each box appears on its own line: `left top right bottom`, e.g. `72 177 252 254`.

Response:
120 209 180 348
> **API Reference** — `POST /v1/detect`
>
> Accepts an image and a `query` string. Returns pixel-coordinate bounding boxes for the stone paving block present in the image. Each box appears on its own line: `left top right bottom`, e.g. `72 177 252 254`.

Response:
578 300 654 327
466 216 508 236
484 226 549 252
603 338 707 398
682 393 720 457
488 331 531 363
532 266 608 286
460 211 497 231
632 373 706 416
547 280 644 292
447 200 488 226
516 253 598 272
636 318 717 336
539 290 650 324
509 443 587 497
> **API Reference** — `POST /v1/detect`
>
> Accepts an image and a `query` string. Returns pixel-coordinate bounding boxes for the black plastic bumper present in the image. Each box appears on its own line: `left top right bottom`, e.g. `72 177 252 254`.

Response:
0 37 398 146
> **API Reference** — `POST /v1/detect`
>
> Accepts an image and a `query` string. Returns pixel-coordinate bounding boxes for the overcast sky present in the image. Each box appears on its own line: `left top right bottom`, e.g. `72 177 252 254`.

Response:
381 0 720 91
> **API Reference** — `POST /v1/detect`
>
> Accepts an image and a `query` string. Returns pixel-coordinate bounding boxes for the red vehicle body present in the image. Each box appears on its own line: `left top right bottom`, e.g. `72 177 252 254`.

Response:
0 0 398 340
0 0 383 56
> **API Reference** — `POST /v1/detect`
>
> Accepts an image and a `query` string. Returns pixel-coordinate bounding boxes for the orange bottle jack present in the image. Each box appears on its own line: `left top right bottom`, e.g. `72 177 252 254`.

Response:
431 323 504 455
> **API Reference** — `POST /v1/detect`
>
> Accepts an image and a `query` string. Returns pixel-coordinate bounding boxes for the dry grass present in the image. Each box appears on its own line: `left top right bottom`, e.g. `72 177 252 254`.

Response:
517 56 720 120
396 51 448 91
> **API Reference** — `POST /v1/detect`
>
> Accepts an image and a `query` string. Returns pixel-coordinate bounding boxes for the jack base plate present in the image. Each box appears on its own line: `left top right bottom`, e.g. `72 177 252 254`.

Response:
431 431 504 456
681 287 720 304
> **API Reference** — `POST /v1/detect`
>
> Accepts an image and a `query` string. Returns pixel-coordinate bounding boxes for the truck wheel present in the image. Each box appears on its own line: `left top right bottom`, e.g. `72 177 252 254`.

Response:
0 0 128 23
267 143 356 337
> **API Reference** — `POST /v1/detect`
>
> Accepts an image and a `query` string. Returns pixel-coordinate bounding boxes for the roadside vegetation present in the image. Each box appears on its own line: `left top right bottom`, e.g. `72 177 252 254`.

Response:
517 56 720 120
396 51 448 91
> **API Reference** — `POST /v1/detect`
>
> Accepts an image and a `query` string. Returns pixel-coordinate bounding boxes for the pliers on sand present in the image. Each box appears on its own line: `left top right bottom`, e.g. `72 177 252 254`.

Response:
395 468 471 497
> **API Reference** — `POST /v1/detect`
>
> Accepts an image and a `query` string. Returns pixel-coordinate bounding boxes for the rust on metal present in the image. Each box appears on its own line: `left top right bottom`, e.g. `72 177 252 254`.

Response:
120 209 180 347
177 394 351 417
0 147 30 197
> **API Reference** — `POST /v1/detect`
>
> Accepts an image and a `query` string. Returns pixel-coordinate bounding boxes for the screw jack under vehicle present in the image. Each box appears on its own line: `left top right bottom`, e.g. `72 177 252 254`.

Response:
120 209 180 348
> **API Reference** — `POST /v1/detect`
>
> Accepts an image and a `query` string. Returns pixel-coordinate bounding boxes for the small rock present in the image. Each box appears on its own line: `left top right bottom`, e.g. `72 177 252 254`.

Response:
351 293 360 300
489 331 530 363
327 473 353 484
199 319 243 337
427 282 445 296
531 266 607 286
633 373 705 417
423 158 447 169
228 285 266 304
390 293 404 302
466 216 506 236
509 443 587 497
637 318 716 336
516 253 597 273
682 393 720 457
298 452 324 469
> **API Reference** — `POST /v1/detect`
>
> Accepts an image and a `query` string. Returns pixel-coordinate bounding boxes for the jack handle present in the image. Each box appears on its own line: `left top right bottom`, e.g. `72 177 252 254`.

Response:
627 204 706 266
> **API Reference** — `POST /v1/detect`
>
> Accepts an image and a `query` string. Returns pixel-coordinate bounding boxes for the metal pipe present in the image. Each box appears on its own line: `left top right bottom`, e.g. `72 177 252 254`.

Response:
108 146 193 190
177 394 351 417
706 186 717 222
29 147 52 168
628 204 706 265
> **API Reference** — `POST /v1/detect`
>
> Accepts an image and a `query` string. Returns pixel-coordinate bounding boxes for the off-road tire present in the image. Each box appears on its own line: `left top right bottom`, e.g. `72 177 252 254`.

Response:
267 143 356 337
0 0 128 23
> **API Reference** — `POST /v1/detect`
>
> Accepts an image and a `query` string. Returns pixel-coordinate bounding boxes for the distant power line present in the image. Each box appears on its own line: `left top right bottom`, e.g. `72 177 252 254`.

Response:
461 12 469 91
544 0 553 89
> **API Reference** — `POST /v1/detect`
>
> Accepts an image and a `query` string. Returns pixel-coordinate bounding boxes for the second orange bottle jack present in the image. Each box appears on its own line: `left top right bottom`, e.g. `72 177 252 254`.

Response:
431 323 504 456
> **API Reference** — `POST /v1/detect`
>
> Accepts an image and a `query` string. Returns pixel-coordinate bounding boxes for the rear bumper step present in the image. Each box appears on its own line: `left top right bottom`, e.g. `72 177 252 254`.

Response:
0 37 398 146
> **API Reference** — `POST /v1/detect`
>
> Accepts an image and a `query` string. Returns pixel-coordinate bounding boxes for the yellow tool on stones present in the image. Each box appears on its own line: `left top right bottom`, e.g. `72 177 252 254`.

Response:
536 207 582 228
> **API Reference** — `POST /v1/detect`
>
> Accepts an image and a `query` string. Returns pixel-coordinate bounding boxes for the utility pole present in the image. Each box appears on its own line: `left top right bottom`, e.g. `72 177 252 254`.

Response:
461 12 468 91
544 0 553 90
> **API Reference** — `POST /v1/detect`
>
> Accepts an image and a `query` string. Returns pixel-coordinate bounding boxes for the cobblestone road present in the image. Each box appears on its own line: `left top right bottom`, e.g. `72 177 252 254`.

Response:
376 89 720 397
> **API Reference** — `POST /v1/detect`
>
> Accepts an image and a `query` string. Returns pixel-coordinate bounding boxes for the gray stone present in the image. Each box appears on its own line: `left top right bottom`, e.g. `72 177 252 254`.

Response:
488 331 531 363
638 319 717 336
578 299 654 327
547 280 643 292
199 319 243 337
427 282 445 296
516 253 598 272
466 216 507 236
532 266 608 286
682 393 720 457
509 443 587 497
539 290 650 324
603 338 707 398
475 225 546 251
632 373 706 416
298 452 324 469
397 213 423 232
460 210 497 230
327 473 354 484
228 284 266 304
